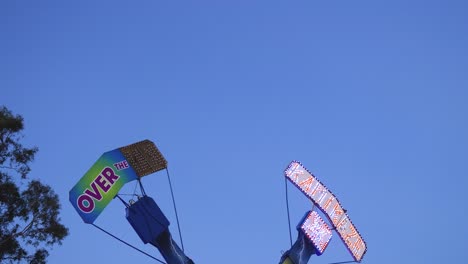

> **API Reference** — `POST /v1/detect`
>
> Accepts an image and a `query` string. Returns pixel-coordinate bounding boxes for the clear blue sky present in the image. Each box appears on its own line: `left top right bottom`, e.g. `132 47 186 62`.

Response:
2 1 468 263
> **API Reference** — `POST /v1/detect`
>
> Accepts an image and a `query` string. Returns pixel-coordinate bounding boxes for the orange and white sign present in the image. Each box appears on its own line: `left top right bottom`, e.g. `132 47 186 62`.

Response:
285 161 367 262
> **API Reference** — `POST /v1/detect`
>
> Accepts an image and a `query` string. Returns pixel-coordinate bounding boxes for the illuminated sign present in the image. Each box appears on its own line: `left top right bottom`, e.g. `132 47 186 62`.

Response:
301 211 332 255
285 161 367 262
119 139 167 177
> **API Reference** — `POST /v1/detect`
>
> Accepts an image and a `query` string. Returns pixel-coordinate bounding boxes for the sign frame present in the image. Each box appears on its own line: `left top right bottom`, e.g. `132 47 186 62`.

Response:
285 161 367 262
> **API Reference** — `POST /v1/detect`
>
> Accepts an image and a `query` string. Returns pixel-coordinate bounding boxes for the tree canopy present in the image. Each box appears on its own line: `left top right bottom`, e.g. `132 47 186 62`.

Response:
0 106 69 263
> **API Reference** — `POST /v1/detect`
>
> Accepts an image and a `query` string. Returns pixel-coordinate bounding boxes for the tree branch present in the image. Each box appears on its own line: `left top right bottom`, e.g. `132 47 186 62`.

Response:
0 166 16 171
0 165 24 176
0 216 35 246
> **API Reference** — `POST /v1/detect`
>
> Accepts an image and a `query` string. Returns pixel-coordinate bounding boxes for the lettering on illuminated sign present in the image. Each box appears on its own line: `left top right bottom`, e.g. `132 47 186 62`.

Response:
301 211 332 255
285 161 367 262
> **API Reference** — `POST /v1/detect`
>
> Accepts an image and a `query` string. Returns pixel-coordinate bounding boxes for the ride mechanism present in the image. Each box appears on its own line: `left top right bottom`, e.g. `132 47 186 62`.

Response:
69 140 367 264
279 161 367 264
69 139 194 264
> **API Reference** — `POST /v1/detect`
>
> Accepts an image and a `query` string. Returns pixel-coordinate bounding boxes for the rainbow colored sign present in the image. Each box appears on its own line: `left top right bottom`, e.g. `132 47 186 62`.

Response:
69 149 138 224
285 161 367 262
